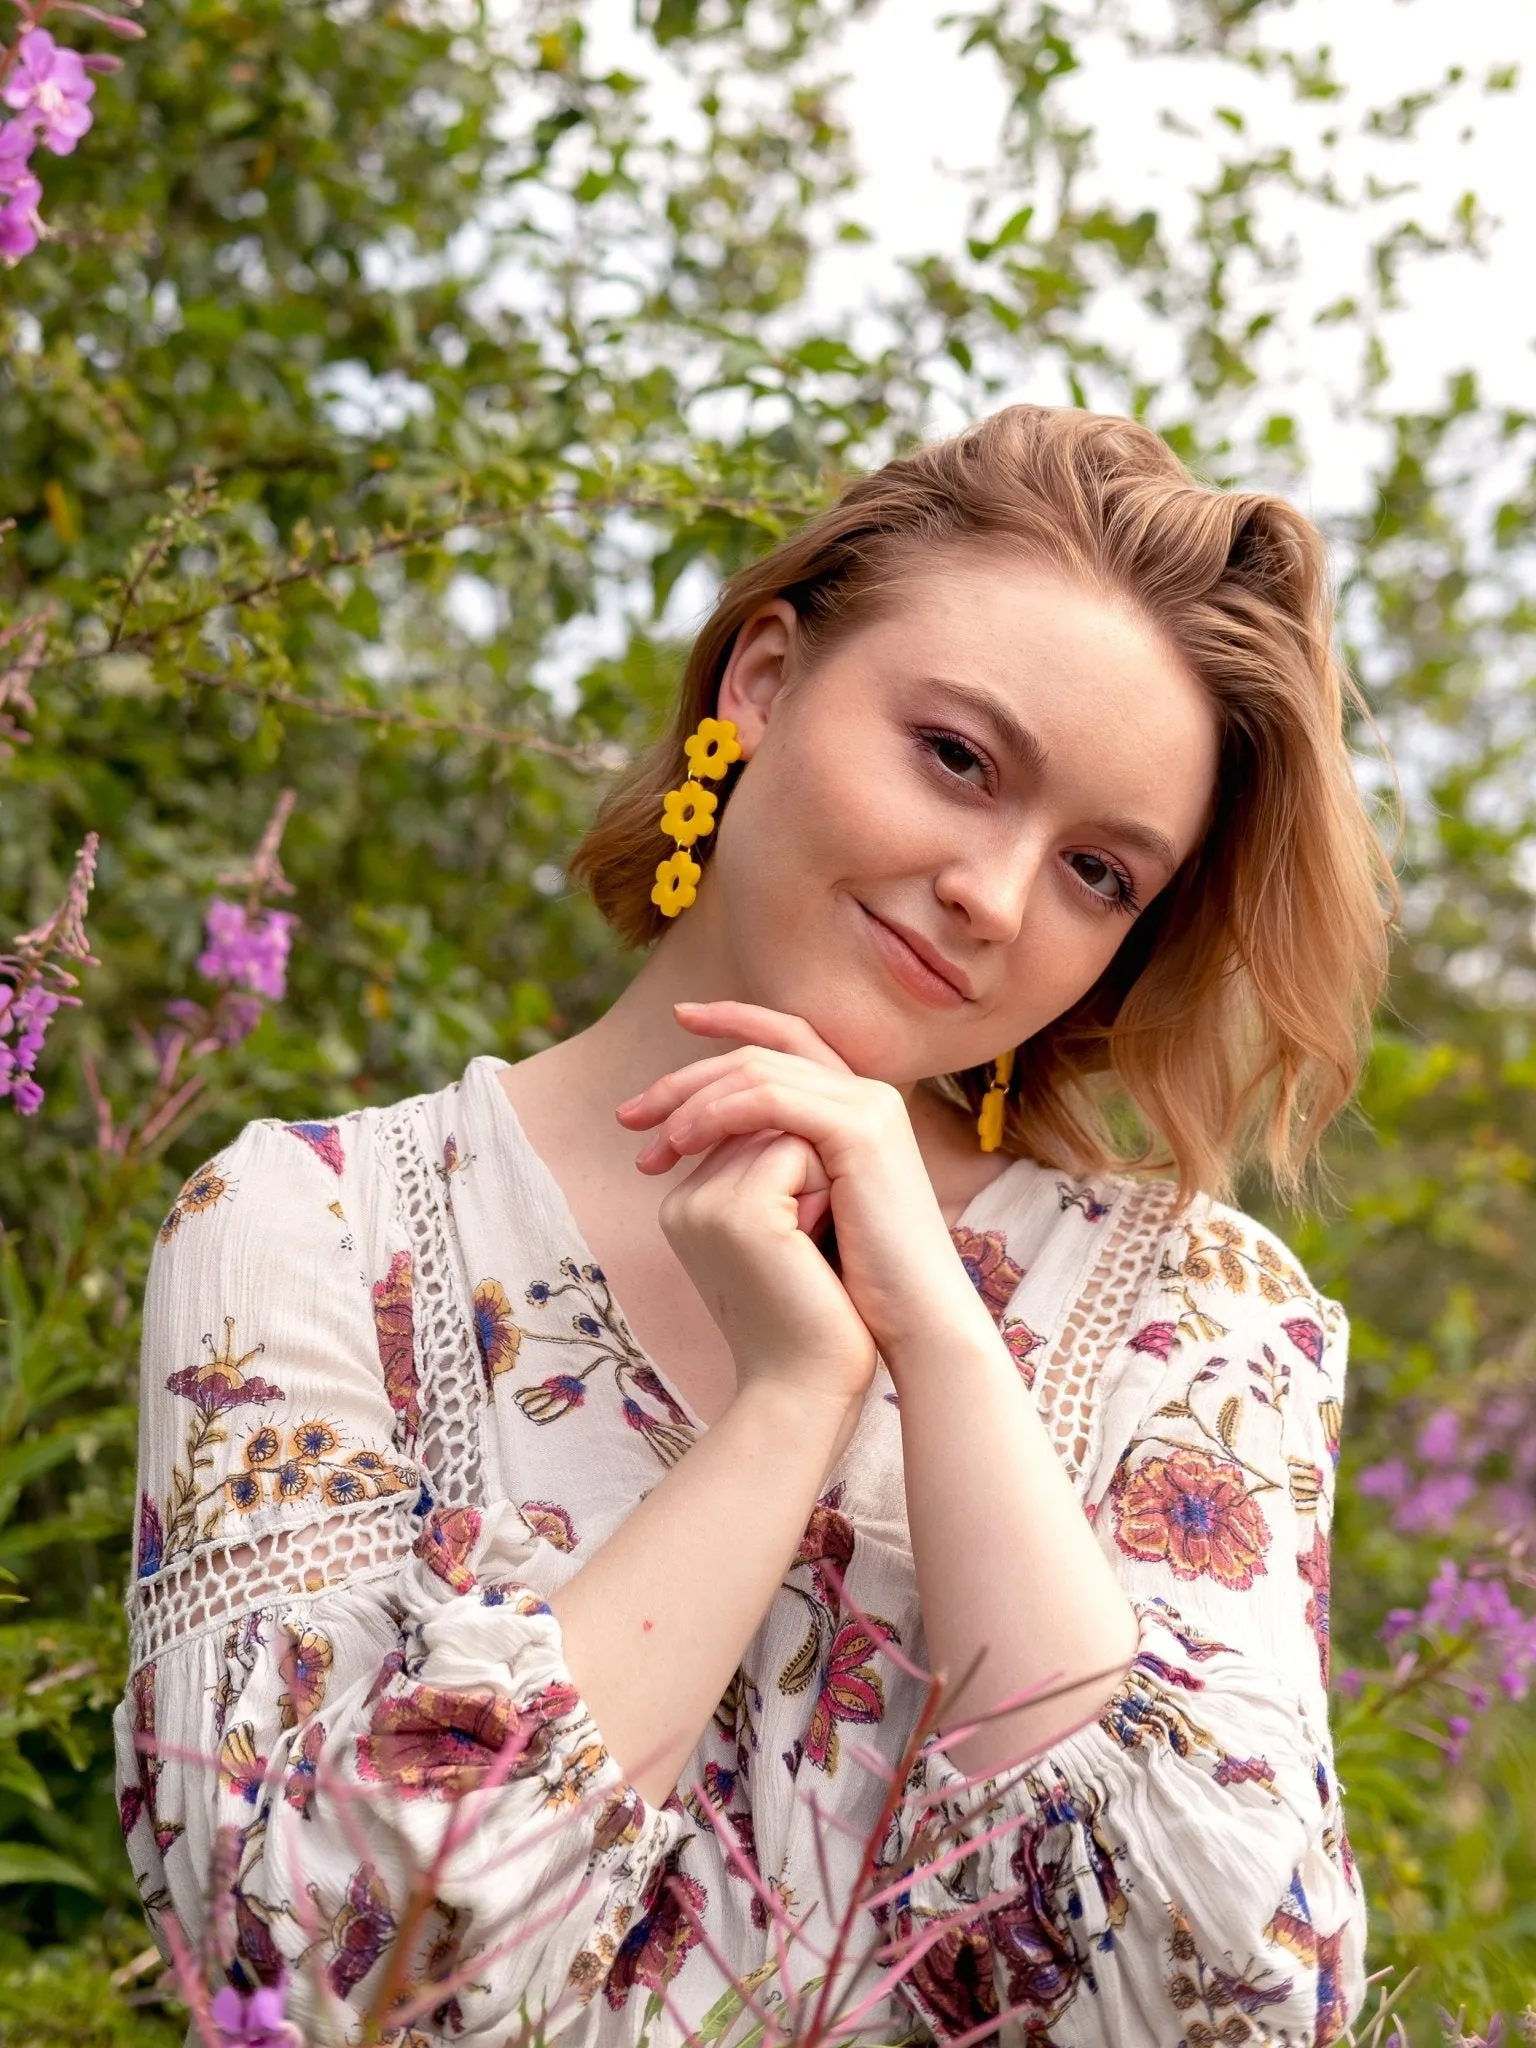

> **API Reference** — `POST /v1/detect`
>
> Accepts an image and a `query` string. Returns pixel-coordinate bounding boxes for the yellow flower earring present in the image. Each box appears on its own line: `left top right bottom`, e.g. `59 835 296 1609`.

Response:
651 715 743 918
977 1047 1015 1152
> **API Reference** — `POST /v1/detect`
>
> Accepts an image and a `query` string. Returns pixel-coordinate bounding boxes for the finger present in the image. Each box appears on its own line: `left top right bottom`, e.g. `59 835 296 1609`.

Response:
641 1078 856 1171
623 1045 858 1148
672 1000 852 1073
633 1064 863 1173
665 1126 829 1232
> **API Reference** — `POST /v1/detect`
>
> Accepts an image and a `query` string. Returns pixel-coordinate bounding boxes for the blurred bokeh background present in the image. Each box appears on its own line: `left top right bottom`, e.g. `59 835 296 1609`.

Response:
1 1 1534 2039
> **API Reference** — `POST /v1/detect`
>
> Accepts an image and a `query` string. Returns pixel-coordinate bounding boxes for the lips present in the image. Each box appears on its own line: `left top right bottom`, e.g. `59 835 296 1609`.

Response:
858 904 974 1006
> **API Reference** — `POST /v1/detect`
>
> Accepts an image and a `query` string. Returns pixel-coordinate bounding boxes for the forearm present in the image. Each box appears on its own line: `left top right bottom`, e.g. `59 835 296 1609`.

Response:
549 1379 854 1804
894 1322 1138 1776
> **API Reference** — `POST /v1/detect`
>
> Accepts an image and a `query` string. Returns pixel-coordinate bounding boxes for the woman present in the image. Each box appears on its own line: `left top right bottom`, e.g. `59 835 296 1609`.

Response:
118 407 1390 2046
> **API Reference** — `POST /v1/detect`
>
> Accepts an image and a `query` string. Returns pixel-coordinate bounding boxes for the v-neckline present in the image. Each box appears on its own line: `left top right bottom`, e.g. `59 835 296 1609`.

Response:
470 1054 1034 1437
475 1064 1040 1433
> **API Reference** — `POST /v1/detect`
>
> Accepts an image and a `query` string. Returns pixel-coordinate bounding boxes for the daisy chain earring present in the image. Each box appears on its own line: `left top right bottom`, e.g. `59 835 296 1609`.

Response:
977 1046 1015 1152
651 715 743 918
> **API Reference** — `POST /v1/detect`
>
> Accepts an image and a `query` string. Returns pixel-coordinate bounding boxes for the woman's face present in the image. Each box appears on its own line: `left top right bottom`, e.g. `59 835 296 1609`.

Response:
702 553 1221 1085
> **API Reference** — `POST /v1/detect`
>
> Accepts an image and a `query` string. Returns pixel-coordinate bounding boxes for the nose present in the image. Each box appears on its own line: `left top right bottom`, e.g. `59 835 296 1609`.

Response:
933 828 1051 944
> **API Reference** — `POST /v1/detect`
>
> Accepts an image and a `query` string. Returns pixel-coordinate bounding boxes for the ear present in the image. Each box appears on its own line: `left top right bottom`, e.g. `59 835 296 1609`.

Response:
715 599 798 760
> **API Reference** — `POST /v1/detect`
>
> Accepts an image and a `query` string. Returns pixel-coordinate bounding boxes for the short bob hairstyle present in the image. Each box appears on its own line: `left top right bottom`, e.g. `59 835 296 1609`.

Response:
569 404 1396 1201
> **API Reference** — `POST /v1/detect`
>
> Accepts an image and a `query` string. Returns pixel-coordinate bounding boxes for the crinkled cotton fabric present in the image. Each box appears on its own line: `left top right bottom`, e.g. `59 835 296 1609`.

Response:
118 1055 1365 2045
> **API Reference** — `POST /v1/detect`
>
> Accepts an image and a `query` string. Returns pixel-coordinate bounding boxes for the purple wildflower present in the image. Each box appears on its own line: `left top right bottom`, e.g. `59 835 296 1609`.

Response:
208 1981 301 2048
197 899 297 1002
2 30 95 155
0 159 41 262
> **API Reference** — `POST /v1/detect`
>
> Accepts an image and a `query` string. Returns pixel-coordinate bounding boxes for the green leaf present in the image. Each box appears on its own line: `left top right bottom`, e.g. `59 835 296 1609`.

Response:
0 1844 99 1894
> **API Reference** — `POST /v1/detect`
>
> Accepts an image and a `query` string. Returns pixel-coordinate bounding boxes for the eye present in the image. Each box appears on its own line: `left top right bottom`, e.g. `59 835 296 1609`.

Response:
920 728 991 790
1066 851 1141 915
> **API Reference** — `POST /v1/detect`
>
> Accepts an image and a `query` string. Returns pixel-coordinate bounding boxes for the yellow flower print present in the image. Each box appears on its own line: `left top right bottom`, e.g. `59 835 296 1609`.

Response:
244 1426 281 1467
658 781 718 848
683 716 742 781
651 848 702 918
290 1420 340 1463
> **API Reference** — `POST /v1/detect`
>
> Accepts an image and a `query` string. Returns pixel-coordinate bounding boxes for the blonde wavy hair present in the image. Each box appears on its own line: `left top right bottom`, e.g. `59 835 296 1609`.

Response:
569 405 1396 1201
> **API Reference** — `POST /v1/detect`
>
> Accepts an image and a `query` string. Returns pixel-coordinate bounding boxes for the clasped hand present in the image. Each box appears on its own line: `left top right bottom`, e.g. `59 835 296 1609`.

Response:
615 1001 996 1418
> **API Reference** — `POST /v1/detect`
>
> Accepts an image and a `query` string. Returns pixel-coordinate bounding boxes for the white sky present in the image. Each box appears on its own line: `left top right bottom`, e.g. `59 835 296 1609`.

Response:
583 0 1536 517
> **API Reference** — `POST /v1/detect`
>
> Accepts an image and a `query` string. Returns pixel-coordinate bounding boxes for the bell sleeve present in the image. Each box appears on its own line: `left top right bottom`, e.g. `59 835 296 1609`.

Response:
115 1116 686 2045
879 1198 1367 2047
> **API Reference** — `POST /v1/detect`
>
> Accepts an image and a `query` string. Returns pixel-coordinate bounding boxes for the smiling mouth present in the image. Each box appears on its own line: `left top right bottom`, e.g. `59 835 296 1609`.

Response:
857 903 972 1008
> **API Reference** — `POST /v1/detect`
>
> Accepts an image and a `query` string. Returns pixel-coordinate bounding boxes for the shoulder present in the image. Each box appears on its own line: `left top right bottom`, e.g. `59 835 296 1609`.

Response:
147 1073 462 1304
1145 1192 1345 1372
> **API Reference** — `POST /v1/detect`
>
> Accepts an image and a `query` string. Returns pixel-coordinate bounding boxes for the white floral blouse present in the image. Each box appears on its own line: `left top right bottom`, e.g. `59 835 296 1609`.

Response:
117 1054 1366 2047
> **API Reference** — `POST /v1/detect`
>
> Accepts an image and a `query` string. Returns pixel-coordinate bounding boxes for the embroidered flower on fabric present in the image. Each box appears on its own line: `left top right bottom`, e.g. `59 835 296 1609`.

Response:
1003 1318 1045 1386
371 1249 420 1447
515 1374 587 1425
949 1226 1024 1322
472 1277 522 1388
279 1625 333 1727
603 1864 708 2010
416 1505 482 1593
135 1493 164 1578
165 1319 284 1417
356 1679 578 1799
159 1160 233 1243
284 1121 345 1175
520 1499 579 1551
1112 1446 1272 1589
323 1863 396 2002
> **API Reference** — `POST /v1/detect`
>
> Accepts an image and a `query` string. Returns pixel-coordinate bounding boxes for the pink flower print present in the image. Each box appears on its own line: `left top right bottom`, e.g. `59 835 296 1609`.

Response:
1003 1318 1045 1388
279 1624 333 1726
805 1619 888 1774
415 1505 482 1593
165 1319 284 1416
2 32 95 155
325 1862 396 2001
520 1499 578 1551
371 1249 418 1445
218 1723 269 1806
283 1120 344 1174
950 1226 1024 1322
472 1277 522 1388
621 1396 693 1466
794 1486 855 1610
355 1678 577 1798
135 1492 164 1578
284 1720 325 1819
1296 1523 1332 1685
1111 1446 1271 1590
1281 1316 1324 1366
604 1864 707 2009
1127 1320 1179 1361
514 1373 585 1425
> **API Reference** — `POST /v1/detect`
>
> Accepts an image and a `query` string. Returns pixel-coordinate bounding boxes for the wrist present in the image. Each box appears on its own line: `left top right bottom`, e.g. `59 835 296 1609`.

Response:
725 1376 864 1481
879 1300 1006 1388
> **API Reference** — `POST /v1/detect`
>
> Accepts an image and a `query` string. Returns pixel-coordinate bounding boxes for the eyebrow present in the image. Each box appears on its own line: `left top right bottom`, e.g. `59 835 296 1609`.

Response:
920 675 1183 880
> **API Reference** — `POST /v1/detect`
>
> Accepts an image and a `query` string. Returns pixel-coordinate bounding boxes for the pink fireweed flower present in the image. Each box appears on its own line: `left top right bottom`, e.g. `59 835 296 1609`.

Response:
208 1981 302 2047
0 147 41 262
2 30 96 155
0 118 36 190
197 898 297 1002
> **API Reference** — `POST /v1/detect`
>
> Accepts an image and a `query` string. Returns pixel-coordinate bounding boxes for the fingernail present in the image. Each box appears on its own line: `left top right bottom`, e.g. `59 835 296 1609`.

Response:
616 1094 642 1114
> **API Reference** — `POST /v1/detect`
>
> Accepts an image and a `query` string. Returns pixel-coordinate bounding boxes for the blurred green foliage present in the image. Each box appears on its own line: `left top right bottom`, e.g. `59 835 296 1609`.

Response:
1 0 1534 2037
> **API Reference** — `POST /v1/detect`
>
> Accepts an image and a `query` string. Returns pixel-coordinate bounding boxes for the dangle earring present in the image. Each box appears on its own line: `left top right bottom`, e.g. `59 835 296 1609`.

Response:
977 1047 1015 1153
651 715 743 918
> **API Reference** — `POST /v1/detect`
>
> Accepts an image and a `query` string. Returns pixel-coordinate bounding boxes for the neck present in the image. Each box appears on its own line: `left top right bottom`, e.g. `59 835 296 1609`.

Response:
529 884 995 1211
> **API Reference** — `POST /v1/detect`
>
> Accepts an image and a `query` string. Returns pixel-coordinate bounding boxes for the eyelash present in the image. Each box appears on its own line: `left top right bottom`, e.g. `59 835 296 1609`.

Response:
917 726 1143 917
